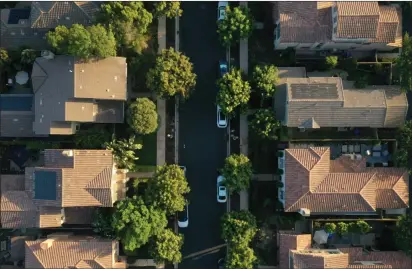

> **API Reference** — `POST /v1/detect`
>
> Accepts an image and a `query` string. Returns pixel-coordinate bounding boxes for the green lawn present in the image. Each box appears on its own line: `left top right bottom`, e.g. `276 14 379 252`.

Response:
136 132 157 166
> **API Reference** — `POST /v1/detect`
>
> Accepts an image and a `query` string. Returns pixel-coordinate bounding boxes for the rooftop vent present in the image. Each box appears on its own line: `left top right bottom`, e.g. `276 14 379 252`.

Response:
40 239 55 250
81 69 84 73
62 150 73 157
13 119 19 122
106 89 110 92
65 17 70 20
111 95 115 98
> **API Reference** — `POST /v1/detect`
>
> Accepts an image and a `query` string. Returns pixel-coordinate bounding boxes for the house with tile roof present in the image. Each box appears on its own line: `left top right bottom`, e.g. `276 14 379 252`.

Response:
272 2 403 51
0 55 127 137
278 147 409 216
0 1 99 49
0 149 128 229
25 234 126 269
278 231 412 269
275 67 408 129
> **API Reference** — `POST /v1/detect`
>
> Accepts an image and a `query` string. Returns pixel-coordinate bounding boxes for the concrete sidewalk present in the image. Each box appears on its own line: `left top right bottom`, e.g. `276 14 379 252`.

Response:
239 1 249 211
157 16 166 166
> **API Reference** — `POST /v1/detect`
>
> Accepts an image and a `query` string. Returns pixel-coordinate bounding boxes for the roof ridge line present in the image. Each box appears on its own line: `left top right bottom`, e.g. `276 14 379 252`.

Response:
285 191 311 212
286 149 311 172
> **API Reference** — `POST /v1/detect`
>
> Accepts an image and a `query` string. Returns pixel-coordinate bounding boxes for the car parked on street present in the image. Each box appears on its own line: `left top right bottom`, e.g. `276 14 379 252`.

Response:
217 105 228 128
218 258 225 269
179 165 187 177
219 60 228 77
217 1 229 21
217 175 227 203
178 201 189 228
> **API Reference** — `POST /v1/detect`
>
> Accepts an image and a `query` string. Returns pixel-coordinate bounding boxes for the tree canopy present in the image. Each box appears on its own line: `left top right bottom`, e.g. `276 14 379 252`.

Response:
104 136 142 170
20 49 37 65
154 1 183 18
225 245 257 269
147 48 197 99
220 154 253 193
127 98 159 135
216 69 251 116
249 109 281 140
221 210 257 245
150 229 184 264
252 64 279 97
217 6 254 47
146 164 190 215
395 120 412 168
46 24 116 59
399 33 412 92
395 214 412 257
98 1 152 54
112 196 167 252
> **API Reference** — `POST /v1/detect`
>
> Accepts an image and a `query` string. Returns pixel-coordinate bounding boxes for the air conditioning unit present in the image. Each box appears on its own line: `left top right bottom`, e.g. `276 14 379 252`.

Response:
62 150 74 157
298 208 310 216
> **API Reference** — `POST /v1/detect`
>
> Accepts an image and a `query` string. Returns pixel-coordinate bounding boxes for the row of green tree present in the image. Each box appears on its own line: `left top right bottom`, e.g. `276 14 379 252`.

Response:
221 211 258 269
315 220 372 236
45 2 183 58
93 164 190 264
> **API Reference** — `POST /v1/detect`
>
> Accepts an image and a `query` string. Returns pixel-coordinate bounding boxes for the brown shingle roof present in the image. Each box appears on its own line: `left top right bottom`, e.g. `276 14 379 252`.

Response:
336 2 380 39
25 238 126 269
279 233 412 269
286 77 408 128
284 147 409 213
1 150 116 228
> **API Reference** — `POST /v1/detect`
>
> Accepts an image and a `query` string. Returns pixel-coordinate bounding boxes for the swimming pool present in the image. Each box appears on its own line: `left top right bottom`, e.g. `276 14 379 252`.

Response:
0 94 33 111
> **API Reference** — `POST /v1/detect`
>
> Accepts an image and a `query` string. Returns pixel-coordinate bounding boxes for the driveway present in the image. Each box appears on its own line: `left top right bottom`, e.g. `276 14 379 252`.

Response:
179 2 227 268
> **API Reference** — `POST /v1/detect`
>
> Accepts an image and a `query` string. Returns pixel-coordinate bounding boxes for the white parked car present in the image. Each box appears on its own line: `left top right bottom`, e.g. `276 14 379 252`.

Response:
217 105 228 128
178 202 189 228
218 1 229 21
179 165 187 177
217 175 227 203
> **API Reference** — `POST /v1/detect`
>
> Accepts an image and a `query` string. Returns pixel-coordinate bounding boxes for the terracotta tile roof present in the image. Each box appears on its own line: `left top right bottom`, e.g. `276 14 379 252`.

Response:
273 1 331 43
1 150 116 228
284 147 409 213
336 2 380 39
279 233 412 269
30 1 98 29
25 238 126 269
374 6 399 43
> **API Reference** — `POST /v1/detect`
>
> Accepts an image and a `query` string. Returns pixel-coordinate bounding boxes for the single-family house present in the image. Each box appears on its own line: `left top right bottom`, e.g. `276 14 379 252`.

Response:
0 149 128 229
278 147 409 216
0 1 99 49
0 55 127 137
272 2 402 51
275 67 408 129
278 231 411 269
25 234 126 269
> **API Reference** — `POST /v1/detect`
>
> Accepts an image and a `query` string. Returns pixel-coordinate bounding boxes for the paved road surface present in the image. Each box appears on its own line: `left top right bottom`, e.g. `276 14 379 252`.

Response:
179 2 227 269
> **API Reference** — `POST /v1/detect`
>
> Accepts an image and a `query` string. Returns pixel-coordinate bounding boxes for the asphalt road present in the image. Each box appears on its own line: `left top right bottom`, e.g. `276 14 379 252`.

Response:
178 2 227 269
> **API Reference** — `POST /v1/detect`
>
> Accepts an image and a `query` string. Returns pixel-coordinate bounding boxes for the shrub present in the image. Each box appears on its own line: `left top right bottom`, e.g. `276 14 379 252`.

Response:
325 56 338 70
313 221 322 230
277 168 284 175
277 151 284 158
356 220 371 234
127 98 158 135
339 57 358 72
354 74 368 88
324 223 336 234
336 222 349 236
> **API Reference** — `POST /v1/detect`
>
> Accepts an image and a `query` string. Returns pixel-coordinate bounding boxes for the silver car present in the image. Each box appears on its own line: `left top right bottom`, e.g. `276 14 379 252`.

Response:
217 175 227 203
217 105 228 128
178 202 189 228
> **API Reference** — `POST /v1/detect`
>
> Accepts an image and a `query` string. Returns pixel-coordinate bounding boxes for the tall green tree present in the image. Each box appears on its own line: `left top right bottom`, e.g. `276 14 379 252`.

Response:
221 210 257 245
395 120 412 167
98 1 152 54
220 154 253 193
399 33 412 92
112 196 167 252
0 48 9 68
226 245 257 269
216 69 251 116
252 64 279 97
20 49 37 65
154 1 182 18
217 6 253 47
150 229 184 264
147 48 197 99
127 98 159 135
46 24 116 59
146 164 190 215
104 136 142 170
395 214 412 257
249 109 281 140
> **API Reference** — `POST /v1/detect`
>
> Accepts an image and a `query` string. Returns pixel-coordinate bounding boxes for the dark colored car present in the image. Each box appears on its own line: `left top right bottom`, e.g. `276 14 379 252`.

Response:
219 60 228 77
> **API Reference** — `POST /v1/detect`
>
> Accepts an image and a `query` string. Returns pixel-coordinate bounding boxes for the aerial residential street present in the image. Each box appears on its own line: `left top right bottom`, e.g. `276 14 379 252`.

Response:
178 2 227 268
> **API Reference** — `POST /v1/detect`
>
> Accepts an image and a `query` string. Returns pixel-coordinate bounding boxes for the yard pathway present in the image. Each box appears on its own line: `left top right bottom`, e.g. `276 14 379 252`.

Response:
239 1 249 211
126 171 155 179
157 16 167 166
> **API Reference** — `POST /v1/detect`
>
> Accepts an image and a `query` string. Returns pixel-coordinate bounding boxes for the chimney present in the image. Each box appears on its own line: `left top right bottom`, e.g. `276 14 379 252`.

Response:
40 238 55 250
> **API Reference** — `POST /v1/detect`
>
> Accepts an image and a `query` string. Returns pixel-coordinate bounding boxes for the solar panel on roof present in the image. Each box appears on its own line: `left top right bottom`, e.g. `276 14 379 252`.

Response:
7 8 31 24
291 83 339 99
